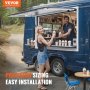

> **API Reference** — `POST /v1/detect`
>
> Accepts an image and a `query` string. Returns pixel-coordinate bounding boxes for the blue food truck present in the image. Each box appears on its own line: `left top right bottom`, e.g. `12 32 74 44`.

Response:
10 0 90 76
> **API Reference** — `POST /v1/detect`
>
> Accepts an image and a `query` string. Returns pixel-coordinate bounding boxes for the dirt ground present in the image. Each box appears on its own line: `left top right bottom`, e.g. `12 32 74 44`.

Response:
0 34 27 73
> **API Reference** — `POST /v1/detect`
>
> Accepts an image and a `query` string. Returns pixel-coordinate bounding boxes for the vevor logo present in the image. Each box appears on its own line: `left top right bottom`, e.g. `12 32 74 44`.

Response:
3 0 21 8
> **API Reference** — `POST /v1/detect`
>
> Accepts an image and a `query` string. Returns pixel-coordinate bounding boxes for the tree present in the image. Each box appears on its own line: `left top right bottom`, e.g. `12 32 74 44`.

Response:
0 1 7 28
3 8 19 25
29 0 47 7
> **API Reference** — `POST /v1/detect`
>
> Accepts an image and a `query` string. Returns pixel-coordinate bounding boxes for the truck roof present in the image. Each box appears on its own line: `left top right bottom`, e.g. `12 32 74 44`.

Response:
31 0 90 10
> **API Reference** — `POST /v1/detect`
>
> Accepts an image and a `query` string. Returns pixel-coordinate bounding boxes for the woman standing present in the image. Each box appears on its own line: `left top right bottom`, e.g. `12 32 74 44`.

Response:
36 25 56 90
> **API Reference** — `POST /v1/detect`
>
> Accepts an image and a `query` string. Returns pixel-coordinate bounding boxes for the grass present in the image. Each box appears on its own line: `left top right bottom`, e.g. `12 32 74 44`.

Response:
0 24 24 45
6 24 24 34
0 29 10 37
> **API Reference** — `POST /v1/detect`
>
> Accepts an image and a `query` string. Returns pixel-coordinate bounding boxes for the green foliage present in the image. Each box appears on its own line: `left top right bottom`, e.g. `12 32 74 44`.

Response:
0 1 7 28
0 0 65 26
0 28 10 45
50 0 59 2
7 24 24 34
0 2 7 17
30 0 47 7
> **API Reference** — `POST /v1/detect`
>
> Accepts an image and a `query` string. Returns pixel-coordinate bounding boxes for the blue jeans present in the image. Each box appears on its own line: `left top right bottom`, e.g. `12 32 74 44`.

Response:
37 51 48 65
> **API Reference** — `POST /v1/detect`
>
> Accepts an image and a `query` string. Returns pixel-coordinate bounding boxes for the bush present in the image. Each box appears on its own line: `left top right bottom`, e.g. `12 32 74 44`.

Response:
0 29 10 45
0 37 7 45
0 51 6 65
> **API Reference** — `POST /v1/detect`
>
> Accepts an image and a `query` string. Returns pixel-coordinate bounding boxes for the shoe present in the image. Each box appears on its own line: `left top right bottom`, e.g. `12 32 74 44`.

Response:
38 85 47 90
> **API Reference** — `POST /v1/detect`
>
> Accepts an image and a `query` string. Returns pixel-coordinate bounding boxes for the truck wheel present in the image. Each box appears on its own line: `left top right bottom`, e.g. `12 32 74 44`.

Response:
34 60 39 72
51 58 64 76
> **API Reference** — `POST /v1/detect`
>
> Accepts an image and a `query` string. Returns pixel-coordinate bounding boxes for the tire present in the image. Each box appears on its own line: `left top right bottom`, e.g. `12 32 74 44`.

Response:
34 60 39 72
51 58 64 76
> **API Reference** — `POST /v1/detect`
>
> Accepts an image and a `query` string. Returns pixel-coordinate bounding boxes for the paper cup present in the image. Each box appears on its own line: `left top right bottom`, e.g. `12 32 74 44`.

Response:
65 40 67 46
62 40 65 46
53 31 56 34
87 70 89 75
59 32 61 37
68 40 71 47
59 40 61 46
55 42 58 46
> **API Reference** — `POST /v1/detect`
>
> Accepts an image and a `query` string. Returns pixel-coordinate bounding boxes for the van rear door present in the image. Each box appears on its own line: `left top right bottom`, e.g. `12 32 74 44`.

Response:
9 13 36 64
87 20 90 69
23 17 36 64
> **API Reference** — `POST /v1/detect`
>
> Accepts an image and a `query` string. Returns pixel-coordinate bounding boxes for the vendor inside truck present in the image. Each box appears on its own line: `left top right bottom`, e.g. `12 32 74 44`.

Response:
60 16 76 43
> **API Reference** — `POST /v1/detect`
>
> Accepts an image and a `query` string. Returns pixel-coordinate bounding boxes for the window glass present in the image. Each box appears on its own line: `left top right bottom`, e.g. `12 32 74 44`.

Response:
42 23 52 31
53 24 61 31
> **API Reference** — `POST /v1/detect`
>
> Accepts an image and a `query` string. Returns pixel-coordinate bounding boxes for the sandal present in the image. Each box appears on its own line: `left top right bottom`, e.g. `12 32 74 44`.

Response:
38 85 41 89
40 86 47 90
37 85 47 90
42 83 48 86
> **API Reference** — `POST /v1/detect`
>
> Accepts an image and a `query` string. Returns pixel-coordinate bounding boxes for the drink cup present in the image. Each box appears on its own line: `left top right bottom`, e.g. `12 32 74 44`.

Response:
52 31 56 37
59 40 61 46
65 40 67 47
55 41 58 46
59 32 61 37
87 70 89 75
32 40 35 47
68 40 71 47
31 40 33 46
83 67 86 74
53 31 56 34
62 40 65 46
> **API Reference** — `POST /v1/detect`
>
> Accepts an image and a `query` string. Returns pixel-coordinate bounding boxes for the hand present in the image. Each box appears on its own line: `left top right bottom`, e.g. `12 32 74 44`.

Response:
52 31 56 38
59 34 63 38
52 33 56 38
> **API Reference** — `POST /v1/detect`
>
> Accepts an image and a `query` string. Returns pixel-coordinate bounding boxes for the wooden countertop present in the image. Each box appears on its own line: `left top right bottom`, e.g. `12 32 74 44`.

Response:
75 72 90 78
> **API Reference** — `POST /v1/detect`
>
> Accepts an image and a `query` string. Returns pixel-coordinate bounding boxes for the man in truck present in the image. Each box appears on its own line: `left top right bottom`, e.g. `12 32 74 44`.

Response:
60 16 76 42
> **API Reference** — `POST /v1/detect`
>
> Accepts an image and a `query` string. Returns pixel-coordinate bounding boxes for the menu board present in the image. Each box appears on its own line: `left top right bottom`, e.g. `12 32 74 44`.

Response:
39 16 63 24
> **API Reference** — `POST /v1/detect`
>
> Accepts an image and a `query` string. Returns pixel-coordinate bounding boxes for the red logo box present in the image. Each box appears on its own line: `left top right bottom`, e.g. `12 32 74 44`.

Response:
2 0 21 8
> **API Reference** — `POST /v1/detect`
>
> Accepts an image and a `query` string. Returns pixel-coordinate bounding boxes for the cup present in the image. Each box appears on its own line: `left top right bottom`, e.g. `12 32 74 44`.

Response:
59 32 61 37
32 40 35 47
68 40 71 47
65 40 67 47
53 31 56 34
55 41 58 46
87 70 89 75
62 40 65 46
31 40 33 45
83 67 86 74
59 40 61 46
52 31 56 37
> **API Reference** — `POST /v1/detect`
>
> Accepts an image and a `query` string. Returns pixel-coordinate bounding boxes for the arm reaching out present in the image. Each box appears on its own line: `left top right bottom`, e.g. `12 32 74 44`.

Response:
39 32 56 47
62 29 72 37
60 29 72 38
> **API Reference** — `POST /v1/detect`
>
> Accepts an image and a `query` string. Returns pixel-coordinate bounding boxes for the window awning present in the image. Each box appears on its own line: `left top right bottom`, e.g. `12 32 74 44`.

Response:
9 0 90 18
9 7 76 17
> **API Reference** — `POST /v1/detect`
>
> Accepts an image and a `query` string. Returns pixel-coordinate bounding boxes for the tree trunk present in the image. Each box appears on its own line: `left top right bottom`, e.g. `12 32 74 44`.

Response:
0 17 1 28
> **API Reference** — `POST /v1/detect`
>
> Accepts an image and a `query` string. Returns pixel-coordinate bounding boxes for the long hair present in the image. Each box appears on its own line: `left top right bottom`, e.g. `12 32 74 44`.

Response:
36 25 42 34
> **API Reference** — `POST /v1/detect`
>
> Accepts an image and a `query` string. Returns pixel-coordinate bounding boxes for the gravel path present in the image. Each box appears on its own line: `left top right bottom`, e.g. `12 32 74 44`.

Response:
0 34 27 73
